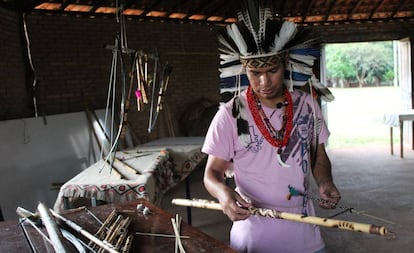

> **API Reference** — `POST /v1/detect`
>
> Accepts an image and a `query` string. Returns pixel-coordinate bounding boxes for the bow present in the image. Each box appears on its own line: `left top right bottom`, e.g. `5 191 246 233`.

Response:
287 185 395 224
171 198 397 239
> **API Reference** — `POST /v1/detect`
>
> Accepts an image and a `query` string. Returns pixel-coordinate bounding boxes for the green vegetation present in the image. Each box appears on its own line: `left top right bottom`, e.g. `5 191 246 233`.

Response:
325 41 395 88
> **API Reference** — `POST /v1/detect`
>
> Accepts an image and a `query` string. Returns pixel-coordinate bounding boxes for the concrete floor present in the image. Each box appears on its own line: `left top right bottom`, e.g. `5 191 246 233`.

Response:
162 144 414 253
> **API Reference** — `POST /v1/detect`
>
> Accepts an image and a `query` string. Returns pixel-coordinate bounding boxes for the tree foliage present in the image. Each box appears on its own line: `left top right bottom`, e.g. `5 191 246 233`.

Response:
325 41 394 87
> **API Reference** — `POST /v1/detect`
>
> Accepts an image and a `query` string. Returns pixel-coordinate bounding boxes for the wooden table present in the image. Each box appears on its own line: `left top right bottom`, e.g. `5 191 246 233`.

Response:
383 110 414 158
54 137 206 212
0 199 235 253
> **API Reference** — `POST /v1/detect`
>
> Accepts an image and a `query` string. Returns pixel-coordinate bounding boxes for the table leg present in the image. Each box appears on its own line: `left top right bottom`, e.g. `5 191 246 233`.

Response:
185 176 192 225
400 121 404 158
63 197 71 209
390 127 394 155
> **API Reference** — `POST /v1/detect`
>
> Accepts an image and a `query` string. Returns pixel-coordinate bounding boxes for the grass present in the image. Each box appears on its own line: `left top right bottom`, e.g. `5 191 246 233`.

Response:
326 86 402 149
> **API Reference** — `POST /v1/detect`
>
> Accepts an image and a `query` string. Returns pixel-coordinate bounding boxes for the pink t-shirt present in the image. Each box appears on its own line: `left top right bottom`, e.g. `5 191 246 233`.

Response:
202 89 329 253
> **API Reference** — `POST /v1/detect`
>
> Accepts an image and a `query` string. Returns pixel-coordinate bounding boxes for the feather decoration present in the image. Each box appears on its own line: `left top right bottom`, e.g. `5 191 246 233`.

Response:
242 0 260 34
217 0 331 100
232 96 250 147
286 62 313 77
219 52 239 63
228 24 249 55
238 9 261 51
220 55 240 65
284 79 307 88
238 0 274 52
235 22 259 54
220 58 242 67
284 71 311 83
218 51 239 63
309 75 335 102
218 30 239 53
220 65 245 78
218 39 237 55
263 20 283 52
272 21 297 52
258 3 273 45
289 54 317 67
284 69 310 89
290 48 320 57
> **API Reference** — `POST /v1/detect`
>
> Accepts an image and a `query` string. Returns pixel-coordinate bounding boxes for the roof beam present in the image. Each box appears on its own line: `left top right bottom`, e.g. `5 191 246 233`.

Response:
58 0 73 11
140 0 163 17
369 0 386 19
391 0 411 17
302 0 317 21
350 0 364 14
324 0 338 22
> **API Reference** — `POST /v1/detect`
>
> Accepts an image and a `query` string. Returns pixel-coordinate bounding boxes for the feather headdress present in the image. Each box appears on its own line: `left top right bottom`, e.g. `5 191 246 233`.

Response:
218 0 334 102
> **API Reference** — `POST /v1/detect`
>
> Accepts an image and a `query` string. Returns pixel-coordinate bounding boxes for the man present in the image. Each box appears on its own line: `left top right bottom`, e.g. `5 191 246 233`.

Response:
202 1 340 252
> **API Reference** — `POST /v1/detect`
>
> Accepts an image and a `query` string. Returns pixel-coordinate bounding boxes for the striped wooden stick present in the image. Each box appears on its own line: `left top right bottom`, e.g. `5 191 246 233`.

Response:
171 198 396 239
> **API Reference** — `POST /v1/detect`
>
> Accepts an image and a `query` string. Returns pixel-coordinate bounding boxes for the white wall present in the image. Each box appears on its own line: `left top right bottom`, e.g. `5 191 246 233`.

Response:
0 111 102 220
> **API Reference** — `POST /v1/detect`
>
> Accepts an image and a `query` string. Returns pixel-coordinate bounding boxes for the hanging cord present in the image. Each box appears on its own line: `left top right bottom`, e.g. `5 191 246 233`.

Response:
101 36 128 172
22 13 39 117
120 6 128 53
116 1 128 53
287 185 395 224
99 1 131 172
236 73 241 97
288 62 294 92
100 37 118 161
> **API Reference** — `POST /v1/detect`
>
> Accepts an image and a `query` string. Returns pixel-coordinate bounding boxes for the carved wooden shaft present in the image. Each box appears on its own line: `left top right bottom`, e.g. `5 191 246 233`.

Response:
249 207 388 236
171 198 395 238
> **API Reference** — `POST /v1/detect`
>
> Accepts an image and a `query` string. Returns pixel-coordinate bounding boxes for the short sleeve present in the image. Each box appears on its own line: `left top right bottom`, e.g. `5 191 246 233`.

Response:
202 102 236 162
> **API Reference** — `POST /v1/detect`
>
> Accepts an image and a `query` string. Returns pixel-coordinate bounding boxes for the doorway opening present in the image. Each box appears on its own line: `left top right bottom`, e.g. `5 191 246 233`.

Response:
321 40 412 149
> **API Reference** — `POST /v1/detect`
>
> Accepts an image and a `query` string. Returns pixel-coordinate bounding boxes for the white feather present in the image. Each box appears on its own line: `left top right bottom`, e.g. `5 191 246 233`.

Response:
234 96 251 147
219 47 238 56
273 21 297 52
219 65 244 78
218 35 238 53
220 54 238 60
309 75 324 89
309 75 335 102
289 54 317 66
284 79 307 87
290 38 318 50
287 61 313 75
227 24 248 55
220 54 239 63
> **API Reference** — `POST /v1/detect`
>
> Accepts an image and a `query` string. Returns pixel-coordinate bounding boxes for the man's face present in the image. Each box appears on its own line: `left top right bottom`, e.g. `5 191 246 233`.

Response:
245 62 285 100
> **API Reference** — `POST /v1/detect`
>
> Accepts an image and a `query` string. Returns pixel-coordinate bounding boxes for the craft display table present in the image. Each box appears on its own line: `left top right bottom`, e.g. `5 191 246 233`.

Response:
54 137 206 211
383 110 414 158
0 198 236 253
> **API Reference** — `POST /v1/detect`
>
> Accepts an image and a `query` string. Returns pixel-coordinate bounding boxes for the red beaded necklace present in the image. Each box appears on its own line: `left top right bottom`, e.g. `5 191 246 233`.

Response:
246 85 293 153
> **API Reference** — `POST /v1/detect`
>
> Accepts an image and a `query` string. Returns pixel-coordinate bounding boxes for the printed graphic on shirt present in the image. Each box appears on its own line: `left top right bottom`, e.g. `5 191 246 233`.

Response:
246 125 263 153
244 92 315 173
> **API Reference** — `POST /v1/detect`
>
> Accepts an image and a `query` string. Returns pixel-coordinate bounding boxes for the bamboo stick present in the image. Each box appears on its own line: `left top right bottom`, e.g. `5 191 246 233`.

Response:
50 209 119 253
37 202 70 252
